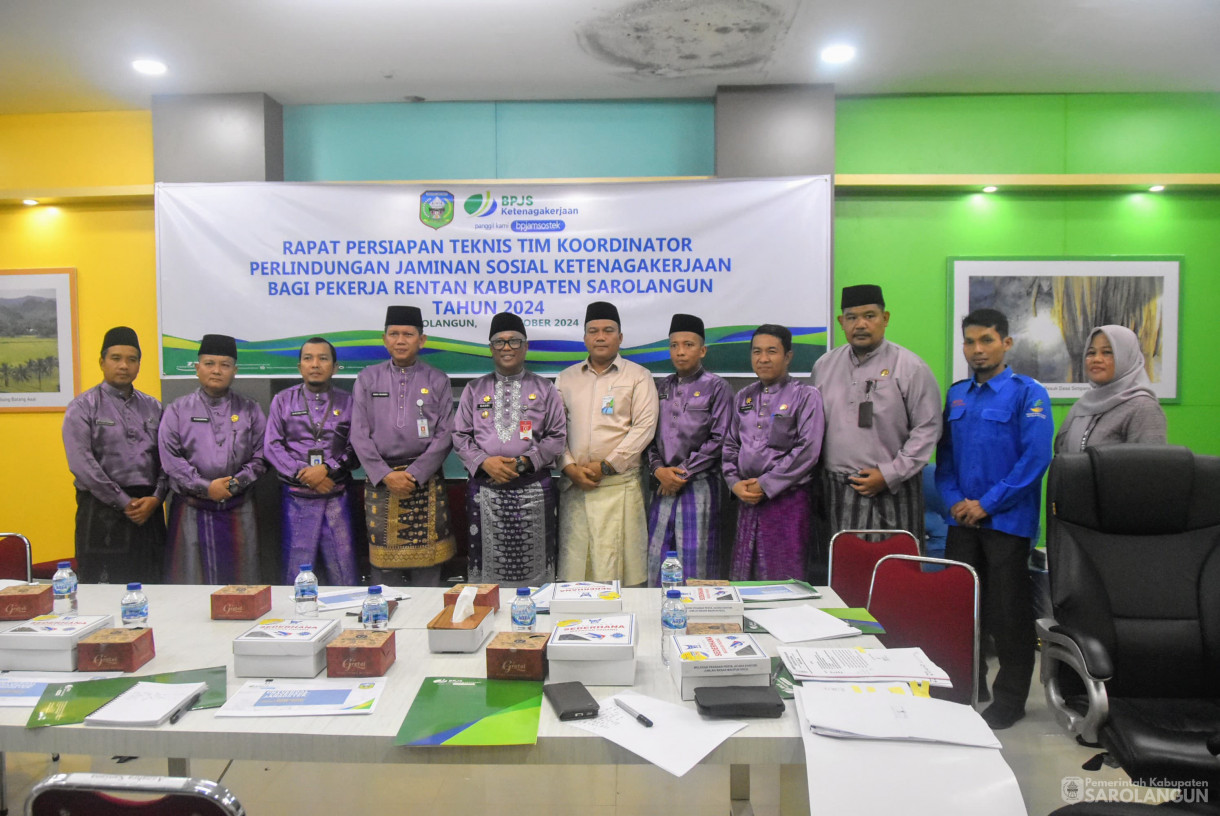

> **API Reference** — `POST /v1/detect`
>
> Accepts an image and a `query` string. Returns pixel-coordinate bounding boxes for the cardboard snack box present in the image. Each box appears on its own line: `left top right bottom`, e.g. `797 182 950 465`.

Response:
326 629 396 677
0 585 53 620
210 585 273 620
486 631 548 680
77 627 156 673
686 622 744 636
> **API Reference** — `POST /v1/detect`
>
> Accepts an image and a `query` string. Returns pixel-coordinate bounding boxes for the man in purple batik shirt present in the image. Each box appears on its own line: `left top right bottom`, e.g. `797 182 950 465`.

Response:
158 333 267 584
265 336 359 585
645 313 732 584
723 324 825 580
63 326 167 584
453 312 566 587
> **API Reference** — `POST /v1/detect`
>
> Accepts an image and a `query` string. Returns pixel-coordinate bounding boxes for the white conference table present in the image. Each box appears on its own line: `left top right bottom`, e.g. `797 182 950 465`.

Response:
0 584 870 814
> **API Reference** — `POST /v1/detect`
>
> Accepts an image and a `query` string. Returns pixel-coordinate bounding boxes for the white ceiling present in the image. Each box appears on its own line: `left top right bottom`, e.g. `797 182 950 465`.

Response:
1 0 1218 115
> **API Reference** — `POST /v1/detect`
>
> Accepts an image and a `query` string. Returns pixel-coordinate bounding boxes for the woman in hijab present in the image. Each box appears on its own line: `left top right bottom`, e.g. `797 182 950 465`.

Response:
1054 325 1167 453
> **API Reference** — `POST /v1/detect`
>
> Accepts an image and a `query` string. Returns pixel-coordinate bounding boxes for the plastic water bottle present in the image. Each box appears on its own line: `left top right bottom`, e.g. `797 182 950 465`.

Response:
293 563 319 617
360 586 389 630
120 583 149 627
52 561 78 615
511 586 537 632
660 550 684 590
661 588 688 667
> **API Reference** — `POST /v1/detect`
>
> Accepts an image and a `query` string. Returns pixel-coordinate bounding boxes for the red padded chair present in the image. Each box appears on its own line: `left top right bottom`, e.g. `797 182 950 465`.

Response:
866 553 980 706
0 533 32 583
827 528 919 608
26 773 245 816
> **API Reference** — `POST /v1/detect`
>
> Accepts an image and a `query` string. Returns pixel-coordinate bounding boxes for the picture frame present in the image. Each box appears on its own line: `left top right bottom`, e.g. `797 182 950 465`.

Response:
948 258 1180 402
0 268 80 412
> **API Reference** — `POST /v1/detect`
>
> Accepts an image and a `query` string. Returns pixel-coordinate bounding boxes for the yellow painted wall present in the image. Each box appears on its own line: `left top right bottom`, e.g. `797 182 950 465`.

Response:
0 111 156 563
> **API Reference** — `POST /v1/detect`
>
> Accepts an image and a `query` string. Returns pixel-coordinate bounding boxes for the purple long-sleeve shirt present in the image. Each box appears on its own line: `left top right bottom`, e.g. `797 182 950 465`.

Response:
158 388 268 498
722 375 824 499
62 382 167 509
453 370 567 475
264 383 357 490
351 359 453 486
645 367 733 477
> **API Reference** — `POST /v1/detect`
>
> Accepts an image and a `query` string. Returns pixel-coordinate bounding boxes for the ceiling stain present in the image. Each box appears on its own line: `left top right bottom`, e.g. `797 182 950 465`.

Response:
577 0 790 78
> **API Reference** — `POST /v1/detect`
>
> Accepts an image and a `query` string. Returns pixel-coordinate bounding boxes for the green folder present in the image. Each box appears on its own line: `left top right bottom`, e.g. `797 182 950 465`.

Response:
26 665 228 728
396 676 542 746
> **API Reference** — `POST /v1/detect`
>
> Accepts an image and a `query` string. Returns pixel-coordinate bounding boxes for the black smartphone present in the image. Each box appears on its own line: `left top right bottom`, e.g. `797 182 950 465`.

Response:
543 681 600 721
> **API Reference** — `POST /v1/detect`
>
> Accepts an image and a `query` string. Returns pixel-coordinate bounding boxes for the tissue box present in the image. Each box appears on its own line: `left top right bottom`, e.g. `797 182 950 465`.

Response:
210 585 272 620
0 585 54 620
686 579 732 586
443 583 501 612
668 633 770 701
77 628 155 673
687 622 744 636
232 618 340 678
547 615 636 686
677 585 744 624
486 632 548 680
427 605 494 653
326 629 396 677
549 582 622 616
0 614 114 671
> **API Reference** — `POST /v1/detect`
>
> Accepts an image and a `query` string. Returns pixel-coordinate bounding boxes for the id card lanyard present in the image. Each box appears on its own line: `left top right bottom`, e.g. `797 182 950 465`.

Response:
300 386 334 466
859 379 876 428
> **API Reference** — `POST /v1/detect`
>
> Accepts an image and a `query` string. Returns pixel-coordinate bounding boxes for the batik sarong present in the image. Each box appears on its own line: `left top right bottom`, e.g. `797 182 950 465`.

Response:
165 492 259 584
558 468 648 585
364 473 456 570
466 470 557 587
280 487 358 585
819 469 926 548
729 482 813 581
646 470 723 586
74 487 166 584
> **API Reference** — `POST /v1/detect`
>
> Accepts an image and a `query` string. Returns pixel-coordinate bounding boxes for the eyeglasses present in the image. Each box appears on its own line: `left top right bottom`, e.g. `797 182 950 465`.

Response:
490 338 525 350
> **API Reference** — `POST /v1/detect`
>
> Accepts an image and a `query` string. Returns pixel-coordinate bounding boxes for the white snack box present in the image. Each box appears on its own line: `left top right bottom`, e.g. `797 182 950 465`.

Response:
0 614 114 671
677 585 744 623
547 614 637 686
548 582 623 616
427 606 495 654
232 618 340 678
668 633 771 701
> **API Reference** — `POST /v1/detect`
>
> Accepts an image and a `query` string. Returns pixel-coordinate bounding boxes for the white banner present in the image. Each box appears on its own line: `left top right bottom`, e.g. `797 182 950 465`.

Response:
156 177 832 377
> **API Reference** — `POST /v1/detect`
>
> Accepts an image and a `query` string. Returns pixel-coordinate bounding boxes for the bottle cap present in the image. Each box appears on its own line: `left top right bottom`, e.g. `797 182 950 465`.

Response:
665 551 677 559
516 586 530 595
127 582 141 591
666 589 681 598
300 564 313 572
368 585 382 594
58 561 71 569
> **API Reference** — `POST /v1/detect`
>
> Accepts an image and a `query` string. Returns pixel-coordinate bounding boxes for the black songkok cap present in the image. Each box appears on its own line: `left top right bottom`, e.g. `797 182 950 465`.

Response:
668 313 704 338
101 326 140 356
585 301 620 326
841 284 885 311
385 305 423 330
198 334 238 359
489 311 526 339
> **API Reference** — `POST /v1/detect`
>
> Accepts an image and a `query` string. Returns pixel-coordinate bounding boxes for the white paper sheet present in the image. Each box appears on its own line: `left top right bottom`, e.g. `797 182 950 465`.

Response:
215 678 385 717
796 683 1001 748
316 586 408 612
744 606 860 643
530 583 555 612
0 671 123 707
569 691 746 777
779 646 952 687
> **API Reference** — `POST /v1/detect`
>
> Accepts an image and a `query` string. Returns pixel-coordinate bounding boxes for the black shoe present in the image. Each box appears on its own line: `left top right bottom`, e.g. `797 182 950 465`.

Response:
976 683 991 704
981 703 1025 730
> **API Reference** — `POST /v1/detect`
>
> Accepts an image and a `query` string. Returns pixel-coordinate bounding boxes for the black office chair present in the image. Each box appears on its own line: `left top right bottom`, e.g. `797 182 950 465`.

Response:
1037 444 1220 792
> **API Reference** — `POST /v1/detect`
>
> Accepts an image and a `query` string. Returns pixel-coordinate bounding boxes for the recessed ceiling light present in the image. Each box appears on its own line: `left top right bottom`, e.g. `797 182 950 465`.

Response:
820 44 856 64
132 59 167 76
22 199 38 206
982 186 998 193
1148 185 1165 192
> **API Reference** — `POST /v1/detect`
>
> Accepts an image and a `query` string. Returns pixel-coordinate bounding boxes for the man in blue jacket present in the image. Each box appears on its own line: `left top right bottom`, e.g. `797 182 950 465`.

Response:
936 308 1053 730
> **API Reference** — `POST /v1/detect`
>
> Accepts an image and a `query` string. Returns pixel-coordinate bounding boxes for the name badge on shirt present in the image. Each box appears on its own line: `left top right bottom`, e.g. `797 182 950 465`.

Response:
601 395 614 415
417 418 430 438
519 420 533 441
371 391 390 398
658 392 669 401
308 448 324 467
291 410 308 416
190 416 210 423
96 419 116 426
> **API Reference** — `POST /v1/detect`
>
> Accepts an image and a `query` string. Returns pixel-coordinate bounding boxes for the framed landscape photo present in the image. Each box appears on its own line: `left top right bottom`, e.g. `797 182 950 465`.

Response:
0 268 80 412
949 258 1180 402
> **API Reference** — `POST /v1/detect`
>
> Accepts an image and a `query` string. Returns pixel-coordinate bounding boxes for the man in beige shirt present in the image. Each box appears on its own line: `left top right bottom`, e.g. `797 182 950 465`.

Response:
555 301 659 585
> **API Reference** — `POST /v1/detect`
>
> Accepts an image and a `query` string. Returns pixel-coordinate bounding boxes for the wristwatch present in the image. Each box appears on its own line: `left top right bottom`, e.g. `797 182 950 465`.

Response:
600 460 615 476
226 477 240 494
515 456 530 474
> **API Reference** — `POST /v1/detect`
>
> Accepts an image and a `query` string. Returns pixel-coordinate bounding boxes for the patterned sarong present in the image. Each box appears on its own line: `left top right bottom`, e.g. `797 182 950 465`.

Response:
280 487 358 585
364 473 456 570
819 468 926 550
646 470 723 586
74 487 166 584
558 468 648 585
729 482 813 581
466 470 557 587
165 492 259 584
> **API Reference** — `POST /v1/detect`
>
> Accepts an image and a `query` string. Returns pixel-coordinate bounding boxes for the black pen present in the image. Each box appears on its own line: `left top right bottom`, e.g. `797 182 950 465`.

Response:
614 698 653 727
169 692 202 725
